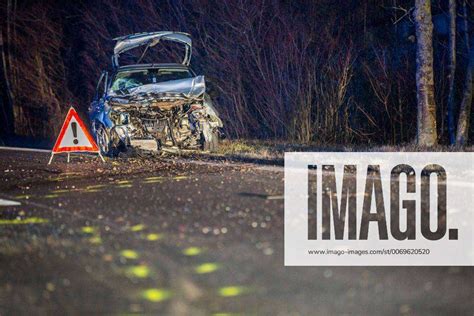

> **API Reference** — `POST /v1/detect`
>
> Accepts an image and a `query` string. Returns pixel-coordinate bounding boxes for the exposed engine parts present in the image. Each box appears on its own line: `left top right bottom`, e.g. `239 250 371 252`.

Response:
107 97 218 150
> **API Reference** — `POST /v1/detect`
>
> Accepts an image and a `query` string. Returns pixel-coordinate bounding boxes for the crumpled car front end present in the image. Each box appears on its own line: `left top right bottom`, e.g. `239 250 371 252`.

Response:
88 32 223 155
90 73 222 155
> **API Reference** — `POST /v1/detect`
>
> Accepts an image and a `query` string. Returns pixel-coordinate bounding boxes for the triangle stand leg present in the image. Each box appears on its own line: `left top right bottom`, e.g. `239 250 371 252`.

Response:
98 152 105 163
48 153 55 165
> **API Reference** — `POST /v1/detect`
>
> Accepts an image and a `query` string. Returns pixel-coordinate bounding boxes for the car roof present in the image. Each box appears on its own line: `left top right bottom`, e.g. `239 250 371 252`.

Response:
116 63 190 71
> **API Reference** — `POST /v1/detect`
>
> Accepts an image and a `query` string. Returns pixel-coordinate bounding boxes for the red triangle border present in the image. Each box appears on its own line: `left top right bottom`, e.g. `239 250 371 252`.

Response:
52 107 99 153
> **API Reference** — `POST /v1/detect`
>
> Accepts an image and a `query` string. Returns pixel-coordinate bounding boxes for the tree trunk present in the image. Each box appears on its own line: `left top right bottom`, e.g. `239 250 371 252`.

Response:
446 0 456 144
456 36 474 146
0 30 15 137
461 0 469 51
415 0 438 146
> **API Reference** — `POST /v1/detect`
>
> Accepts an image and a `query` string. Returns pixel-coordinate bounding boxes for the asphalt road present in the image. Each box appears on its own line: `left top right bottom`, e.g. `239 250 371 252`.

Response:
0 148 472 315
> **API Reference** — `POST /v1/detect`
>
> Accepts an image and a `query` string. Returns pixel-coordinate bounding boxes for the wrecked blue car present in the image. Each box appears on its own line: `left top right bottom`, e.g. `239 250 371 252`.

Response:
89 31 223 155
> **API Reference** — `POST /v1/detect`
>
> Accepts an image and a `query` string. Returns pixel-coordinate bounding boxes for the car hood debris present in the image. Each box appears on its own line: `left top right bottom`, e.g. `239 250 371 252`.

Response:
109 75 206 101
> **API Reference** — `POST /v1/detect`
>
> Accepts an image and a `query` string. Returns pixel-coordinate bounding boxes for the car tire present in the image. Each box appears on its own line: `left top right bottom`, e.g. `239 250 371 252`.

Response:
94 123 111 156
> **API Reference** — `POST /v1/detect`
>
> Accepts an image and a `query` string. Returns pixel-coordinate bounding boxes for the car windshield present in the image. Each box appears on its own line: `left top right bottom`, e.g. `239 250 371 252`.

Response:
110 68 193 94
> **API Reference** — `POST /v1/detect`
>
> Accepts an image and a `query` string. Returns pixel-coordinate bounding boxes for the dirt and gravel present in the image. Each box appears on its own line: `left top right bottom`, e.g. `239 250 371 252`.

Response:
0 148 472 315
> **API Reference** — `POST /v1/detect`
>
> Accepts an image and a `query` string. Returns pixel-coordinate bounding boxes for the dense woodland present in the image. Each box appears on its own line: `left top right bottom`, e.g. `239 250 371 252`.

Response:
0 0 473 146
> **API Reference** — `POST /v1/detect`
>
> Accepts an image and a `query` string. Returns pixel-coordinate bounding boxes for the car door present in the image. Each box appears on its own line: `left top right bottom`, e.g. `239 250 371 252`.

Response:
89 70 113 128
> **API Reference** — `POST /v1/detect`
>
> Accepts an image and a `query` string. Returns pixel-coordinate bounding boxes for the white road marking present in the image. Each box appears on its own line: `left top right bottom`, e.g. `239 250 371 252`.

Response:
0 198 21 206
0 146 50 153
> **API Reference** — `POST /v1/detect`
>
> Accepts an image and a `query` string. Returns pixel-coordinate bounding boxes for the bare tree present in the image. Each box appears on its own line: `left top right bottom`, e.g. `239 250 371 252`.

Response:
0 30 14 136
456 36 473 146
461 0 470 51
414 0 437 146
446 0 456 144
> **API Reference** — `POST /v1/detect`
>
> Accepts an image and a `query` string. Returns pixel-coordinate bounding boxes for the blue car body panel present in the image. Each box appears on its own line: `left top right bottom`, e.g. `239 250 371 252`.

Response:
88 97 114 133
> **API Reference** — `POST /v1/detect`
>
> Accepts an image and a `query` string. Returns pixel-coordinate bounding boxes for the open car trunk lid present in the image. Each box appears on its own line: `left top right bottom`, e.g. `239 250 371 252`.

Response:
112 32 192 68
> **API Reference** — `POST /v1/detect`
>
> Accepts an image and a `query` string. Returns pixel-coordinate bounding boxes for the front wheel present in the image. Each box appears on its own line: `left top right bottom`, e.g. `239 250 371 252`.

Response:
94 123 111 156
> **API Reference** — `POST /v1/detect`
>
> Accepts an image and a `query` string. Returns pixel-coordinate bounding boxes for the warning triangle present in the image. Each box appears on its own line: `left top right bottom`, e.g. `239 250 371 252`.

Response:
52 107 99 153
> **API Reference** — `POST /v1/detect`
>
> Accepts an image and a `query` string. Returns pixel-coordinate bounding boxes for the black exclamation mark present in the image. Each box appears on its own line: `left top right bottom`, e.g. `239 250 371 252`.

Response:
71 122 78 144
